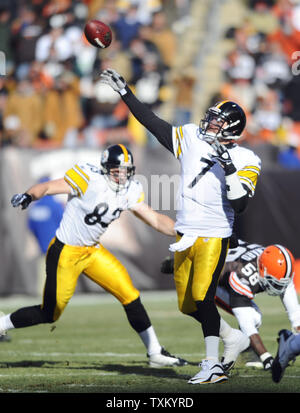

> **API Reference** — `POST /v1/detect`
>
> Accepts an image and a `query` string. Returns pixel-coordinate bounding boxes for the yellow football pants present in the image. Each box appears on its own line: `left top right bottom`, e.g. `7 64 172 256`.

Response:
44 238 140 321
173 235 229 315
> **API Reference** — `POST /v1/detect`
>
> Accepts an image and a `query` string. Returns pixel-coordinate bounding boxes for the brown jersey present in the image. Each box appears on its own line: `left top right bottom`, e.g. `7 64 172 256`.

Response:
218 240 265 308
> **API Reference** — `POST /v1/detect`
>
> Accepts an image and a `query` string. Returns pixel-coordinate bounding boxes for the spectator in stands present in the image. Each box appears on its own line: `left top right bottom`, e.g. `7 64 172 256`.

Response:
171 67 196 125
11 4 43 73
42 71 84 145
35 26 74 63
128 34 160 84
134 52 165 110
0 7 13 65
255 41 291 89
268 0 300 65
113 3 141 50
250 88 283 144
146 10 176 70
3 78 43 145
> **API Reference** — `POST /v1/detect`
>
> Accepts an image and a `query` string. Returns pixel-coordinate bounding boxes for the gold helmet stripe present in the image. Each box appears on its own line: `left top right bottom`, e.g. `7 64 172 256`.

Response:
118 144 129 162
216 100 230 109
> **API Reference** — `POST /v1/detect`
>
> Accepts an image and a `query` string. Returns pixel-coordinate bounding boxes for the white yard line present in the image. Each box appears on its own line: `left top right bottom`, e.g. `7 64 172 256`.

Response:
0 351 204 357
0 372 118 377
0 291 178 308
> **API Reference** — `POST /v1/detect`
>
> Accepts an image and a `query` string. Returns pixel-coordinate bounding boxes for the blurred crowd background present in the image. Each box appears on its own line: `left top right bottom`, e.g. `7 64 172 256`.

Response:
1 0 300 295
0 0 300 168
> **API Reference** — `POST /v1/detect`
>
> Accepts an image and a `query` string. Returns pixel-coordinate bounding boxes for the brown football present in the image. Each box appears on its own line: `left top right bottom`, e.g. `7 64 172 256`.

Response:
84 20 112 48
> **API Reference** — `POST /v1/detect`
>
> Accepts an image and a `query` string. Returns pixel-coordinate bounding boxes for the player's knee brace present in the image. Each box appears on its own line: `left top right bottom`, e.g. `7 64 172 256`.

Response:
123 297 151 333
10 305 55 328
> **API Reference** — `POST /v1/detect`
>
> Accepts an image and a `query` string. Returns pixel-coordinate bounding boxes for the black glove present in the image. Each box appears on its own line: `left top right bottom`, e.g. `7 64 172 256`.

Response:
100 68 127 93
211 141 236 176
262 355 274 371
11 193 32 210
160 256 174 274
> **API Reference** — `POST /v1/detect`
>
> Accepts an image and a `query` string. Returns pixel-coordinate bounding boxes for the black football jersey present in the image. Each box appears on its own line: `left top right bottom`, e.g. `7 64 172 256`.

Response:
218 240 265 308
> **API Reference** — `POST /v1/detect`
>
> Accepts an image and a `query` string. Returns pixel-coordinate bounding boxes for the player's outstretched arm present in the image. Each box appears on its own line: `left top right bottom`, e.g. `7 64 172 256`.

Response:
100 69 174 153
249 333 274 370
232 306 273 370
11 178 71 210
130 202 176 236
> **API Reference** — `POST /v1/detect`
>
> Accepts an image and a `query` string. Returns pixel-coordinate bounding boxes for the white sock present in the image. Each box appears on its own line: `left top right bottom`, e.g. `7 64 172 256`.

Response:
139 326 162 356
219 318 233 341
0 314 15 332
205 336 220 361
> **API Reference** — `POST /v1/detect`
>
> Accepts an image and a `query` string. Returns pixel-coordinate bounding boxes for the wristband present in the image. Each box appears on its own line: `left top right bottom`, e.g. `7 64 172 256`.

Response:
119 88 127 96
260 352 272 362
225 173 247 200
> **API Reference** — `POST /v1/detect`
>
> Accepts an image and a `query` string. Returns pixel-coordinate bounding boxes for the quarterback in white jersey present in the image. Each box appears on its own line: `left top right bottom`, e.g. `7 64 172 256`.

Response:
172 123 261 238
4 144 188 368
101 69 261 384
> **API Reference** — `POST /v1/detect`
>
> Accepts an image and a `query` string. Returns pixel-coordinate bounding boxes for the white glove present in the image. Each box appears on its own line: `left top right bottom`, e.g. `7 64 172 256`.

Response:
169 234 198 252
100 68 127 94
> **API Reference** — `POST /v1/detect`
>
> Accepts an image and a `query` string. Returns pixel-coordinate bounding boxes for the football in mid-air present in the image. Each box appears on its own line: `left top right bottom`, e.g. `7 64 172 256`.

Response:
84 20 112 48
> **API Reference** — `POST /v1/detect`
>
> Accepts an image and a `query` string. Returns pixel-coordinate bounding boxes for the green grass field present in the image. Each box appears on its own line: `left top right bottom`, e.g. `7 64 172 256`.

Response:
0 290 299 396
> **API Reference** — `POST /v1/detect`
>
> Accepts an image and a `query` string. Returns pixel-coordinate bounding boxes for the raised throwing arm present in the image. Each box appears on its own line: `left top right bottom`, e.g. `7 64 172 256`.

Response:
100 69 174 153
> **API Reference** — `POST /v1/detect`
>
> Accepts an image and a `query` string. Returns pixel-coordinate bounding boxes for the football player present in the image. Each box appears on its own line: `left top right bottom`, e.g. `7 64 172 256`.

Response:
100 69 261 384
272 328 300 383
161 240 299 371
1 144 188 368
218 241 299 371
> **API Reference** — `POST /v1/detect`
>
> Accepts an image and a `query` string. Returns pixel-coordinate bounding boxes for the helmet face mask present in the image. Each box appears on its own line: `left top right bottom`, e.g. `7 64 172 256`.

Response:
258 269 293 296
101 144 135 192
257 245 295 296
200 101 246 144
200 110 229 143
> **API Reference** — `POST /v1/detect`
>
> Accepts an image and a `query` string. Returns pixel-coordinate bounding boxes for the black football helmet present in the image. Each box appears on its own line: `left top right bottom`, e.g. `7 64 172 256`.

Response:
200 100 246 143
100 144 135 191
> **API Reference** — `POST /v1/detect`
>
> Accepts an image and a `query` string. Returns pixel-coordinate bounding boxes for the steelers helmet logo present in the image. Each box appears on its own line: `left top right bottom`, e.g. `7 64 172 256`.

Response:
101 149 109 163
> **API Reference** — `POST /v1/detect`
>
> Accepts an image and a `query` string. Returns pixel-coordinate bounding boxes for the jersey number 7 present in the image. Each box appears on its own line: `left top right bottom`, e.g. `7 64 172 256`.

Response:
188 157 215 188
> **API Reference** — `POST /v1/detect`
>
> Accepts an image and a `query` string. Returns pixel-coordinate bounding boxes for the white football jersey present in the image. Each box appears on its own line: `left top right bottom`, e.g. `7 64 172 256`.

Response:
56 163 144 246
172 123 261 237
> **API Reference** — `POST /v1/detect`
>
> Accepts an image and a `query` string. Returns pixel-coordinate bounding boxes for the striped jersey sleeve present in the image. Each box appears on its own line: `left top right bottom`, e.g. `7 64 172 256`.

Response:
64 164 90 196
229 271 254 299
172 123 198 159
128 180 145 209
173 126 184 158
237 164 260 197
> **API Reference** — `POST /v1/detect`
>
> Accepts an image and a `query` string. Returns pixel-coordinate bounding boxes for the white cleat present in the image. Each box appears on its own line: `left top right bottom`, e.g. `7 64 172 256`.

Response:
0 312 7 337
148 347 188 368
188 359 228 384
221 328 250 372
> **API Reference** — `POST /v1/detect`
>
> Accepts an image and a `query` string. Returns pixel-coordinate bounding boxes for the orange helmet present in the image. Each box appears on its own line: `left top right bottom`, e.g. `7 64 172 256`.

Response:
258 245 295 296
